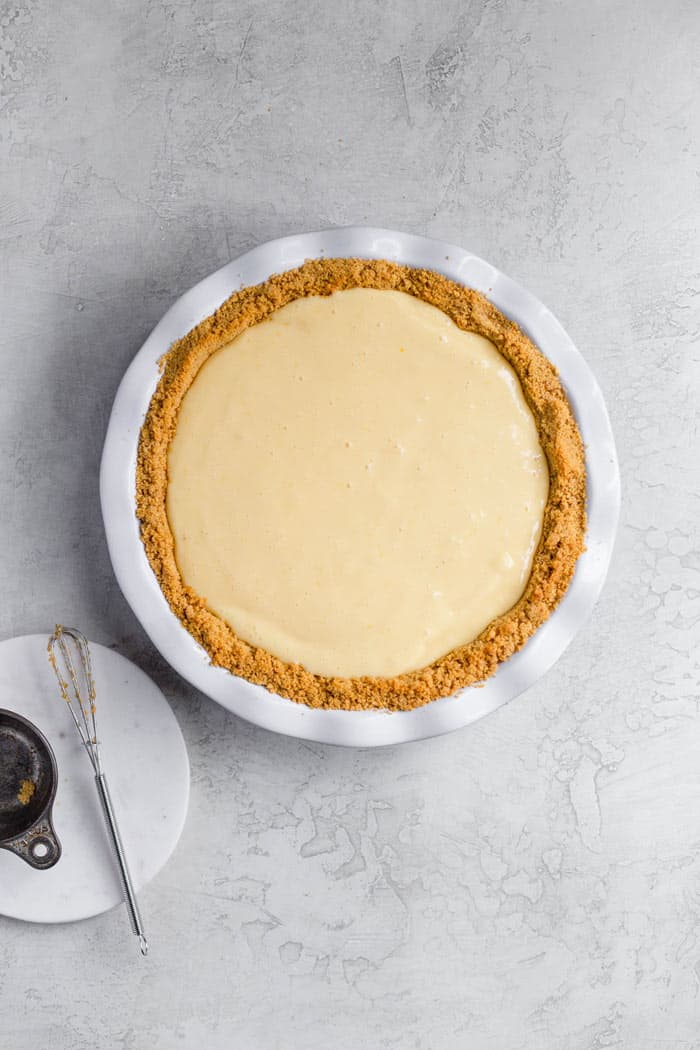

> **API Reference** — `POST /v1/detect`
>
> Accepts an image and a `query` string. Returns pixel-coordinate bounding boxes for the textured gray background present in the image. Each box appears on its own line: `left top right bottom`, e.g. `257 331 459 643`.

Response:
1 0 699 1046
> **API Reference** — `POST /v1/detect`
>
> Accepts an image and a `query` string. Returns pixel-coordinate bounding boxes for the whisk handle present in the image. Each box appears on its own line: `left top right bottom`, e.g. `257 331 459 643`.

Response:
95 773 149 956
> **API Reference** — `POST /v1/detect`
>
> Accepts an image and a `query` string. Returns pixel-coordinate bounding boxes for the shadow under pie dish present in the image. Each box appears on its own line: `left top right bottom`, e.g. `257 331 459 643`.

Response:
136 257 586 712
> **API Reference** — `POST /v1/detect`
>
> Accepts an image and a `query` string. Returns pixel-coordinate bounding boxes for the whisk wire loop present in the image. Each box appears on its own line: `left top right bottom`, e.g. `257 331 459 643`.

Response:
48 626 103 775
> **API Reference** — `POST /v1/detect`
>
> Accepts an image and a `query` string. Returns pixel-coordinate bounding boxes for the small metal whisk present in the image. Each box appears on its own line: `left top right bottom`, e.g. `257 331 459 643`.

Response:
47 626 148 956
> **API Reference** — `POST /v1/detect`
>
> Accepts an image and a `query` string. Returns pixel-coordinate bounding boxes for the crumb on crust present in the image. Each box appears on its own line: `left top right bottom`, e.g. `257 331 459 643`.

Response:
136 258 586 711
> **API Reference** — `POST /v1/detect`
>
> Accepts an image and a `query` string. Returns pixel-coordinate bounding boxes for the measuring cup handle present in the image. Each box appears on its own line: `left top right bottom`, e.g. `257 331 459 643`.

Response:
5 816 62 870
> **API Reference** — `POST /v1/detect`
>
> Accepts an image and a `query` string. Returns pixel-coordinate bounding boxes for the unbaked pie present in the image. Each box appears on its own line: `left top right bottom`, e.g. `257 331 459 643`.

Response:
137 259 586 711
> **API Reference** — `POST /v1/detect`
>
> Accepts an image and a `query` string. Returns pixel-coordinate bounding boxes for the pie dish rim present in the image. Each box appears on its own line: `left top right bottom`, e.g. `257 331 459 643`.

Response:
100 226 620 746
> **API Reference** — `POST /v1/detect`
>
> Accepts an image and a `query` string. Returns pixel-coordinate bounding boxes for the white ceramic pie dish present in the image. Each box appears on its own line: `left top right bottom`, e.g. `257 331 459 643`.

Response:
100 227 620 747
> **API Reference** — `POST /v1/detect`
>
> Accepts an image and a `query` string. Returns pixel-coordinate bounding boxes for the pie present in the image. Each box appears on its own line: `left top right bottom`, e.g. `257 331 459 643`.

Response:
137 258 586 711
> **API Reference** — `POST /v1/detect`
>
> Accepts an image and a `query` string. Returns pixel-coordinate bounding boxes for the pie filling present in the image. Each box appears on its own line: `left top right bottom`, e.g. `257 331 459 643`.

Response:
166 287 549 678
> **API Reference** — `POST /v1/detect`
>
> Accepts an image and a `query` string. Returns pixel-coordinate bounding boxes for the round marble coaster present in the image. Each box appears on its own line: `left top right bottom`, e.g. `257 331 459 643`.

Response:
0 634 189 923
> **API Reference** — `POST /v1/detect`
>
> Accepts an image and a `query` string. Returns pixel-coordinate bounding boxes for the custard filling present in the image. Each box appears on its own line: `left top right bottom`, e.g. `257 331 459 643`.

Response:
166 287 549 678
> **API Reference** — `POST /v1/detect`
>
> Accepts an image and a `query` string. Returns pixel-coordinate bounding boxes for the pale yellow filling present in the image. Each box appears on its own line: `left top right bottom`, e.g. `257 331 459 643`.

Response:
166 288 549 678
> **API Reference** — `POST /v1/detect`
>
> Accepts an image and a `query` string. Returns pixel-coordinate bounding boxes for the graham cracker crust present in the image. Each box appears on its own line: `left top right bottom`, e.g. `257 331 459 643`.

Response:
136 258 586 711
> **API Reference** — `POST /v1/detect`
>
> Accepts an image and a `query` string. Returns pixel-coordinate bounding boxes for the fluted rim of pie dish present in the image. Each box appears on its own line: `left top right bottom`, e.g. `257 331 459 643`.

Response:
100 228 619 745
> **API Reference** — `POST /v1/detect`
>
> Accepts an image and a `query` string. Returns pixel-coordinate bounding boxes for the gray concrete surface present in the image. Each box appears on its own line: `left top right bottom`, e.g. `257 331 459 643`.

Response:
1 0 699 1046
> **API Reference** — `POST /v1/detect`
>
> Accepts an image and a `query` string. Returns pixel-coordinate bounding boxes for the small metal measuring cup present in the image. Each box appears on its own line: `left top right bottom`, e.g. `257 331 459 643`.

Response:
0 709 61 869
